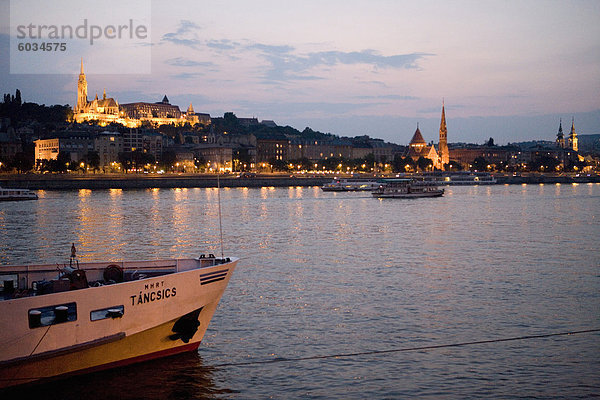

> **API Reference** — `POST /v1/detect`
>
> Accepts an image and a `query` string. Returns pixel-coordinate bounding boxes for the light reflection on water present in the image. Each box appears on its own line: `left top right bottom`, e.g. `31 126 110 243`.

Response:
0 184 599 398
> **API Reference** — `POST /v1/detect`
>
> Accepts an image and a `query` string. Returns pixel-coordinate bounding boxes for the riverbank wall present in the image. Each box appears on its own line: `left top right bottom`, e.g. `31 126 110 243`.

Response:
1 173 598 190
493 174 600 184
0 174 332 190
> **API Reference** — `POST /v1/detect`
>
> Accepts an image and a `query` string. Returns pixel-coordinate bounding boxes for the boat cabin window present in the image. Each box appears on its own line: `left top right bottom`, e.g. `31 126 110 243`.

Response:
1 274 18 293
91 305 125 321
28 302 77 329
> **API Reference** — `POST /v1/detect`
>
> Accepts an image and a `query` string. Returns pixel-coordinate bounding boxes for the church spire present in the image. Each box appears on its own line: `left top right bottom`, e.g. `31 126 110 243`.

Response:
558 118 563 134
438 100 449 169
556 118 565 148
568 117 578 152
76 58 88 113
440 101 447 134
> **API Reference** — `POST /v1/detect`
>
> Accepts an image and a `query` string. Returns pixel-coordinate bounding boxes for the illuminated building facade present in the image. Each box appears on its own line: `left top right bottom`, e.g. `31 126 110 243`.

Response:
438 102 449 167
73 60 121 125
34 132 95 164
405 124 440 168
73 61 206 128
34 138 59 161
556 118 578 152
256 138 289 163
556 119 565 149
405 103 449 170
568 118 578 152
94 132 123 167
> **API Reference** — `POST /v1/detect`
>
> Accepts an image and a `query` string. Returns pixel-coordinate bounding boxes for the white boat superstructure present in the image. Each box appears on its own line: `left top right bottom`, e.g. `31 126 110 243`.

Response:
422 172 497 185
0 187 38 201
0 253 237 388
321 178 381 191
372 179 444 198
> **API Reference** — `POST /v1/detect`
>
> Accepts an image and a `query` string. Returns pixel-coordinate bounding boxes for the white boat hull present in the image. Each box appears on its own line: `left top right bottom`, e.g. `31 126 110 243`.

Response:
372 178 444 199
0 257 237 388
0 187 38 201
321 179 380 192
373 190 444 198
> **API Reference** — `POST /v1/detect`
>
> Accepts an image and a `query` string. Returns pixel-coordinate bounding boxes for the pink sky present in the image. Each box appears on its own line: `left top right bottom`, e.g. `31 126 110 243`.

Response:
1 0 599 144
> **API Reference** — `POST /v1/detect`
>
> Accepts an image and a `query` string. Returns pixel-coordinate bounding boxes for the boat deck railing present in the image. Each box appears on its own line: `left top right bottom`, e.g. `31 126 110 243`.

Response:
0 255 232 300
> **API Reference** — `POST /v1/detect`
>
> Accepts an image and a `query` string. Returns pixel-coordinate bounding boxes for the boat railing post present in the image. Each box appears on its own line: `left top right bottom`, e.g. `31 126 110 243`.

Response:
25 265 30 290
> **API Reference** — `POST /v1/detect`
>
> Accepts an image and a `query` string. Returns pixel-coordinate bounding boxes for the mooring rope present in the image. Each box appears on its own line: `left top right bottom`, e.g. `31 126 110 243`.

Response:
211 328 600 368
2 328 597 383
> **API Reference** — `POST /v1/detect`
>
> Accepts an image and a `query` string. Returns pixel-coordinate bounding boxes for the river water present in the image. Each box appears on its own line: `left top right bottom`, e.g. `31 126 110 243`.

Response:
1 184 599 399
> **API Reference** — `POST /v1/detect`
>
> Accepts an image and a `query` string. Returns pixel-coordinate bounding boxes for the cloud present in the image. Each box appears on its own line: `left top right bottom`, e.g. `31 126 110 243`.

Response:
304 50 432 69
248 43 295 54
357 95 419 101
171 72 205 80
161 20 203 49
363 80 389 88
417 104 467 114
247 44 434 83
207 39 242 51
232 99 384 117
165 57 215 68
160 22 434 83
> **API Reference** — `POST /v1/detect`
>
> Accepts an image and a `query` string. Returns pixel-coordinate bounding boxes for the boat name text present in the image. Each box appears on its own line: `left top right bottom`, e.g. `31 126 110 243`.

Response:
130 280 176 306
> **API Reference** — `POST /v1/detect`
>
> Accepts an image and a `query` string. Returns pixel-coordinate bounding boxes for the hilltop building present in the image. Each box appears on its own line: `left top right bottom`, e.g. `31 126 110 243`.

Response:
73 60 207 128
74 60 120 125
119 95 189 127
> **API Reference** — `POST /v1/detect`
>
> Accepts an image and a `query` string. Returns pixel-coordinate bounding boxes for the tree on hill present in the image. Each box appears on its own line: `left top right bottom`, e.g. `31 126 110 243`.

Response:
159 150 177 171
158 124 178 138
233 148 252 171
393 154 416 172
1 90 72 125
322 157 342 171
37 151 70 173
211 112 245 135
223 112 240 132
86 151 100 173
472 156 488 171
416 156 432 171
446 161 463 171
530 155 560 172
14 89 22 106
10 151 34 173
270 158 290 172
